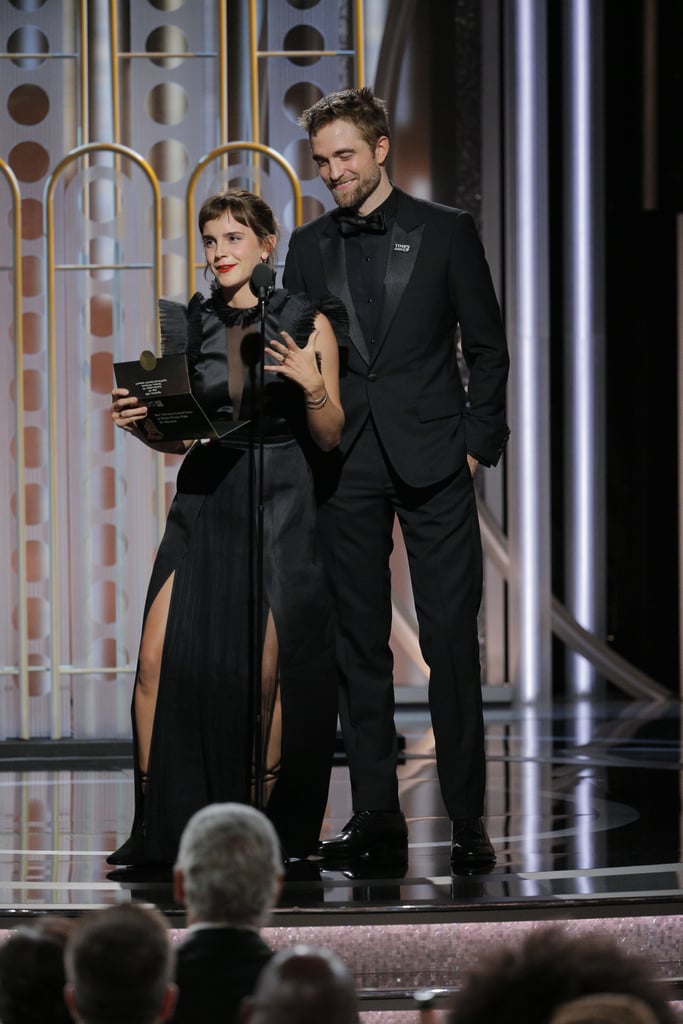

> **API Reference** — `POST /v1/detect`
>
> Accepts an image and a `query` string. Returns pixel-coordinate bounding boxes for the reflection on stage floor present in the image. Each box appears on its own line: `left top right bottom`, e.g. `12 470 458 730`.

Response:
2 698 682 1015
0 698 680 919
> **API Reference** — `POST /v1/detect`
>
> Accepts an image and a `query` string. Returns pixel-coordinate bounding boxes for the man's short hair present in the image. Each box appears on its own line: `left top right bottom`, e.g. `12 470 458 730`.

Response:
297 87 390 149
0 916 75 1024
175 803 282 927
448 928 678 1024
65 903 174 1024
244 944 360 1024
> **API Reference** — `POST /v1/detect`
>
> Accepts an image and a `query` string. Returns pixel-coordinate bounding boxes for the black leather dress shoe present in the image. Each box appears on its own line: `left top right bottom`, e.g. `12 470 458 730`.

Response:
338 851 409 880
317 810 408 860
450 817 496 872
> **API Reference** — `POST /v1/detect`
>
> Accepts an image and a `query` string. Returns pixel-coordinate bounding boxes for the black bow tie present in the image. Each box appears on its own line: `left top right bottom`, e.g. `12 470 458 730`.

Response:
336 210 387 238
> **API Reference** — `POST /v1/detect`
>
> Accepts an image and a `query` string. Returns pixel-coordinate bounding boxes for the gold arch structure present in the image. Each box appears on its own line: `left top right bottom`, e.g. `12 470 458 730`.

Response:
0 159 29 738
44 142 163 739
185 142 303 296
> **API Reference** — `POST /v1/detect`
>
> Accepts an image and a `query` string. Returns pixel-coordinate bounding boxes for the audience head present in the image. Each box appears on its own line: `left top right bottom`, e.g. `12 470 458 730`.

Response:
241 945 360 1024
64 902 176 1024
0 915 75 1024
448 927 678 1024
174 802 283 928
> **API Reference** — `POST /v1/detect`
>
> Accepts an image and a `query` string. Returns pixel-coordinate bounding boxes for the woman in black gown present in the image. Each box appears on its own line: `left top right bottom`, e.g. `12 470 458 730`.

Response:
108 190 345 866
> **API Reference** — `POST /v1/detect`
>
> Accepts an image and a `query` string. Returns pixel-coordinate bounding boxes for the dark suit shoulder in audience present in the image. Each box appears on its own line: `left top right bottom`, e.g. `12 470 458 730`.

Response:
171 926 272 1024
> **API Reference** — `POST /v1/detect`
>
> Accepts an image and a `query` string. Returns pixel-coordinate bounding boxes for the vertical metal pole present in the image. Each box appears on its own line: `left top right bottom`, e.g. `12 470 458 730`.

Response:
564 0 606 698
354 0 365 87
678 214 683 697
86 0 115 144
1 162 29 736
504 0 552 703
248 0 260 144
480 0 508 691
80 0 89 144
218 0 228 147
228 0 253 142
678 215 683 863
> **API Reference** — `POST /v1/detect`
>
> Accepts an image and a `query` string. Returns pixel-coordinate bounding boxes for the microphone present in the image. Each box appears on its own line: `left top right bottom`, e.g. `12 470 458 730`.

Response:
249 263 274 300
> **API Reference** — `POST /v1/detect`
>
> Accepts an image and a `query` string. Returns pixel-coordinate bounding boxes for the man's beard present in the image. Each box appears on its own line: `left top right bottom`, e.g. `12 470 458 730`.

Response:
329 165 382 211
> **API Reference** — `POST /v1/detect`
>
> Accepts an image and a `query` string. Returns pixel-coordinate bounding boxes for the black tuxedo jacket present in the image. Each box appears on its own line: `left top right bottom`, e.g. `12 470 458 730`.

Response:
170 925 272 1024
283 188 509 487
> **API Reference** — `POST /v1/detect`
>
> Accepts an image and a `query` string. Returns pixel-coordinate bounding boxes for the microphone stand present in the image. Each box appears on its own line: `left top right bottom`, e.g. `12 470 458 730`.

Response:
248 263 274 811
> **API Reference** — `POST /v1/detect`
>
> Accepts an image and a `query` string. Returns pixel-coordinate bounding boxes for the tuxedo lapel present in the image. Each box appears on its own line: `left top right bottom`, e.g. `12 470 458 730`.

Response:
319 227 369 363
371 218 425 364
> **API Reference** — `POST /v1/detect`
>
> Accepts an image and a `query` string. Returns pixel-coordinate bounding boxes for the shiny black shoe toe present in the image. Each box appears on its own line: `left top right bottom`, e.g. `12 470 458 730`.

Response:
450 817 496 873
317 810 408 860
339 850 409 880
106 828 146 866
106 863 172 884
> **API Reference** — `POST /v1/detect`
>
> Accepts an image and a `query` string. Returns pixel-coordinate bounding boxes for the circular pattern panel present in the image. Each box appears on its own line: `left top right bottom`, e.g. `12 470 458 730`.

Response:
9 0 49 9
283 82 324 123
7 84 49 124
283 196 325 231
21 255 42 297
91 351 114 395
22 426 47 469
284 138 319 181
146 82 188 125
89 295 115 337
147 0 185 10
92 466 118 509
146 25 188 69
148 139 189 182
7 26 49 69
9 141 50 182
20 198 43 240
283 25 324 66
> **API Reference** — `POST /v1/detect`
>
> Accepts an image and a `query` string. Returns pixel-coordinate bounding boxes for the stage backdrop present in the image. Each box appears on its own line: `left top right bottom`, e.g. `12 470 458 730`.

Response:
1 0 509 742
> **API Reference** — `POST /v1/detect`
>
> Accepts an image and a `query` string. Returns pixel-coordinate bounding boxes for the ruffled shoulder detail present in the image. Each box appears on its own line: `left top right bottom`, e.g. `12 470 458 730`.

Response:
185 292 206 366
275 290 349 350
314 291 350 350
158 292 205 357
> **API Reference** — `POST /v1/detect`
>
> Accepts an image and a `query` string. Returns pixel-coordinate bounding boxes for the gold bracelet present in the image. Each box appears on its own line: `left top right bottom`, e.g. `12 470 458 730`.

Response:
305 389 328 409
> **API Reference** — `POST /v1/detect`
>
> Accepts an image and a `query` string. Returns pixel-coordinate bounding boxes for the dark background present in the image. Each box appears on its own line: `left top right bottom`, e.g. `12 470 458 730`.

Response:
426 0 681 695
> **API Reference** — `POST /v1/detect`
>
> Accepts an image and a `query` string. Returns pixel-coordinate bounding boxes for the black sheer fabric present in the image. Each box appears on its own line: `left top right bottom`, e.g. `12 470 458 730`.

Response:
113 290 344 864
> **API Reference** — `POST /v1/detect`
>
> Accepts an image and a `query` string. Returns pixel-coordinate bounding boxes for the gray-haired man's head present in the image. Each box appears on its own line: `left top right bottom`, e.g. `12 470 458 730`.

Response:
174 803 283 928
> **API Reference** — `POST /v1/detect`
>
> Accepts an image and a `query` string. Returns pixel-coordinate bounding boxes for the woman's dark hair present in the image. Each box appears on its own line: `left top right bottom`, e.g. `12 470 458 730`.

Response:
198 189 280 264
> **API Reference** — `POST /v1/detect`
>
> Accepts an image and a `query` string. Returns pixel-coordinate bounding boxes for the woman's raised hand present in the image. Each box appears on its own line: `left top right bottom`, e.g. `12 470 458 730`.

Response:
264 330 325 399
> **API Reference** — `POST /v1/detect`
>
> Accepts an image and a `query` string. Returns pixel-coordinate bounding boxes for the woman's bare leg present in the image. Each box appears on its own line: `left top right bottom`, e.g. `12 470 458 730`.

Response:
261 610 282 800
134 572 174 776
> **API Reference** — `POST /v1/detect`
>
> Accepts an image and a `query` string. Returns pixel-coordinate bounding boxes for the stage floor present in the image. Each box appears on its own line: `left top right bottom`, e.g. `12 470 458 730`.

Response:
0 697 681 922
2 697 682 1013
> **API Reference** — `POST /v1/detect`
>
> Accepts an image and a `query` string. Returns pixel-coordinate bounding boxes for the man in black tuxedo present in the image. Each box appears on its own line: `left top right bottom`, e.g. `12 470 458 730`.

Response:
170 803 282 1023
283 88 509 872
